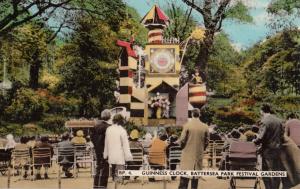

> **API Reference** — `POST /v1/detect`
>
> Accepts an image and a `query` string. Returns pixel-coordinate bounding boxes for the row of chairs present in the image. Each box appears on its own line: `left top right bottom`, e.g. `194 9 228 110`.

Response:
0 144 94 180
126 146 182 172
56 145 95 178
204 140 225 168
4 147 52 180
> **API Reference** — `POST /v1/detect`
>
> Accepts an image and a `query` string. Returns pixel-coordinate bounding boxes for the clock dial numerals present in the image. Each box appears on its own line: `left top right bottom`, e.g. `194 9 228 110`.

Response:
150 48 175 73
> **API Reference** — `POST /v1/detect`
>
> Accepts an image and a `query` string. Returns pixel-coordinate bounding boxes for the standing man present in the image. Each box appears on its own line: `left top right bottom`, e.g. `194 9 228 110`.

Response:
90 109 111 189
177 108 209 189
254 104 284 189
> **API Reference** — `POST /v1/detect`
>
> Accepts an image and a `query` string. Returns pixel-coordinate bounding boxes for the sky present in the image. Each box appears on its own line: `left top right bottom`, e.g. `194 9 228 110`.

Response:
124 0 274 50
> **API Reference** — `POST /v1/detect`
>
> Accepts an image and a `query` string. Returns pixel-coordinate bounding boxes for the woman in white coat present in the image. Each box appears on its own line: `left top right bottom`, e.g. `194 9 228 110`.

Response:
103 114 132 181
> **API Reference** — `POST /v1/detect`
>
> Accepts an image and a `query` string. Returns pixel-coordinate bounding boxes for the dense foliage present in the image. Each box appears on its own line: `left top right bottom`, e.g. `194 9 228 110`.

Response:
0 0 299 136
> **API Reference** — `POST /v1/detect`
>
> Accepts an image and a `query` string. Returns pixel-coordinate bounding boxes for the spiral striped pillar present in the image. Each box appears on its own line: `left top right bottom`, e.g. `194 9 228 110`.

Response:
148 29 163 44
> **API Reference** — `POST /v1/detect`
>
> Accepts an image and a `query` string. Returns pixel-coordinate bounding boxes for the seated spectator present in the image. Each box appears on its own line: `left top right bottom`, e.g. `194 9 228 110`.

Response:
244 130 257 142
210 130 222 141
251 125 259 135
166 135 180 180
148 134 168 181
142 132 153 154
58 133 74 178
26 136 37 149
129 129 143 149
71 130 87 145
0 138 7 149
238 127 247 141
33 136 54 179
85 136 94 151
14 136 30 178
219 129 241 171
5 134 16 150
125 129 143 180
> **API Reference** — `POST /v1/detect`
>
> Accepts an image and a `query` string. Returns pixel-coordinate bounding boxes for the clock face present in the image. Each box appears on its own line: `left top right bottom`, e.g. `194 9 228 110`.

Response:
150 48 175 73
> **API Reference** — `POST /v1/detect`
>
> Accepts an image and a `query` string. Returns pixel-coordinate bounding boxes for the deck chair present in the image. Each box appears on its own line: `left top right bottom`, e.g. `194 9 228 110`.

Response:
32 147 52 180
124 147 144 184
57 147 76 179
11 148 31 179
168 146 181 170
203 141 214 168
0 148 12 175
213 140 225 168
74 144 94 177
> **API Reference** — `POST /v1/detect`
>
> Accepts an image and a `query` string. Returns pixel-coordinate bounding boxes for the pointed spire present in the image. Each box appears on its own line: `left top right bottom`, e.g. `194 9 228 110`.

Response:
141 5 169 28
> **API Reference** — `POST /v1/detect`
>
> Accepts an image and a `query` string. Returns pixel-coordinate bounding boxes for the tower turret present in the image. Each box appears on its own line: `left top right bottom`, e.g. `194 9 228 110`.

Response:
141 5 169 44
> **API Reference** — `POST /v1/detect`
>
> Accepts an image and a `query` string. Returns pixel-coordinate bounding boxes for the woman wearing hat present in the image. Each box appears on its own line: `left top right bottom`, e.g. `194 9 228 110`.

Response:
71 130 87 144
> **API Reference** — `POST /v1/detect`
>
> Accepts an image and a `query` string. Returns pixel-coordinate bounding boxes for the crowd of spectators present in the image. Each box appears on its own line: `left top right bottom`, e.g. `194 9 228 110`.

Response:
0 108 299 189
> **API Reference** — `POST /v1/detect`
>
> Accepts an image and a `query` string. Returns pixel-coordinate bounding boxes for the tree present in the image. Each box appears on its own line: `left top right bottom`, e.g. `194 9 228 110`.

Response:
181 0 252 77
268 0 300 31
207 32 243 95
57 16 119 117
118 6 147 45
0 0 72 35
268 0 300 15
164 2 197 42
0 21 50 89
0 0 126 36
242 30 300 97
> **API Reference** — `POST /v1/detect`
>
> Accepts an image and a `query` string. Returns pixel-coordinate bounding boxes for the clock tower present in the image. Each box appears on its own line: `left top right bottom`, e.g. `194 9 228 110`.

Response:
116 5 207 127
142 5 181 123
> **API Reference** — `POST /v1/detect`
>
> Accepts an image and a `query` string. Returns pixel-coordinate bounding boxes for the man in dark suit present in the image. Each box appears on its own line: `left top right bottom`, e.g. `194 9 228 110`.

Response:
254 104 284 189
90 109 111 189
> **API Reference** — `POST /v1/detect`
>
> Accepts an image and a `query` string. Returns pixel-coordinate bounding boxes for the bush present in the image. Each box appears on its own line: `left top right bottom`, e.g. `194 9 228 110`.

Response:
200 105 215 125
41 115 67 134
5 88 48 123
35 89 80 116
266 95 300 118
0 123 23 137
214 107 257 132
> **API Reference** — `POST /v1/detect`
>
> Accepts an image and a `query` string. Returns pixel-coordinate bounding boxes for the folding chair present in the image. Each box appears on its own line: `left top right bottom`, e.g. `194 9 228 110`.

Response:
11 148 31 179
213 140 225 168
57 147 76 179
168 146 181 169
74 144 94 177
124 147 144 184
32 147 52 180
148 150 168 189
203 141 214 168
168 146 181 181
0 148 12 175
